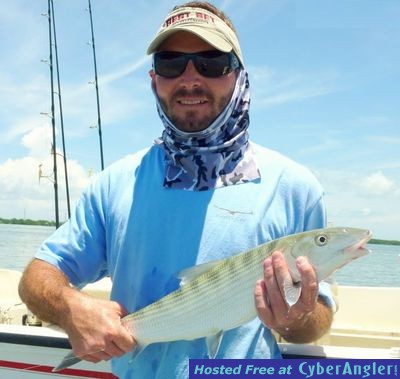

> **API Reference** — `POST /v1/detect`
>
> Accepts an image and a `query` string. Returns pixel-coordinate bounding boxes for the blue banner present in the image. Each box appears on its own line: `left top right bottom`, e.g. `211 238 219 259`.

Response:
189 359 399 379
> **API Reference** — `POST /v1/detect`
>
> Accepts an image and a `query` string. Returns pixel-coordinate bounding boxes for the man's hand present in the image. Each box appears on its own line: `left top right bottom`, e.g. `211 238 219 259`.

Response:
61 290 136 363
19 259 136 363
254 251 332 343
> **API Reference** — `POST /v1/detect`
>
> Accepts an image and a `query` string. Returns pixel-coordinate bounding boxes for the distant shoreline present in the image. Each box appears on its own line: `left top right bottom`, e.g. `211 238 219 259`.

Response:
0 218 58 227
1 218 399 246
369 238 400 246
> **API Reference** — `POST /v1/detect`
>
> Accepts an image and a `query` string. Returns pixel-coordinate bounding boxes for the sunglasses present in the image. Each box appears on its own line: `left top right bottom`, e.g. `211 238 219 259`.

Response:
153 50 240 79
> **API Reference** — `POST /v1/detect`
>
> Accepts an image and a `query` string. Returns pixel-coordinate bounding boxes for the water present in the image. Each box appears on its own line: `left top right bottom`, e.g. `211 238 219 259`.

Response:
0 224 399 287
0 224 54 271
333 243 400 287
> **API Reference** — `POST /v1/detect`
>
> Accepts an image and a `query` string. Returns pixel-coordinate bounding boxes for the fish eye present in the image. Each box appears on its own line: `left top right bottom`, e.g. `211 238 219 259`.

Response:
315 234 328 246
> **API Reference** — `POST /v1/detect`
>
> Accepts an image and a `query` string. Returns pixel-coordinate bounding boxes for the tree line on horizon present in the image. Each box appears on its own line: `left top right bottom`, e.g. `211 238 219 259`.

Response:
0 217 57 227
0 218 399 245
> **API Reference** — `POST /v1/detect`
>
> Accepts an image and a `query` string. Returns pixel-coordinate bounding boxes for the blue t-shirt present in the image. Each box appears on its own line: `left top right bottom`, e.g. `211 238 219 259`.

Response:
36 142 329 378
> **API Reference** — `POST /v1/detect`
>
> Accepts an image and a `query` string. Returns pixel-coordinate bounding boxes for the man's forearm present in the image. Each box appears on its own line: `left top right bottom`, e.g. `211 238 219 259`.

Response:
19 258 136 363
18 258 77 327
274 297 333 343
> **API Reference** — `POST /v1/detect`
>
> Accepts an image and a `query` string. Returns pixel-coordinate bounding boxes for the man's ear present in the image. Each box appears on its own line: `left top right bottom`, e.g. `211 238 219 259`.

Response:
149 69 156 90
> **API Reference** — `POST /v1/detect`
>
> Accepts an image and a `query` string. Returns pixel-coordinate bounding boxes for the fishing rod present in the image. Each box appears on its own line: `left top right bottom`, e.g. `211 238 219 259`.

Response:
45 0 60 228
50 0 71 219
87 0 105 171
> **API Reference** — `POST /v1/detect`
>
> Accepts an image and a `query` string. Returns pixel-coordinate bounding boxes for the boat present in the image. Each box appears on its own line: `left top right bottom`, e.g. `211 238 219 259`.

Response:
0 269 399 378
0 269 116 378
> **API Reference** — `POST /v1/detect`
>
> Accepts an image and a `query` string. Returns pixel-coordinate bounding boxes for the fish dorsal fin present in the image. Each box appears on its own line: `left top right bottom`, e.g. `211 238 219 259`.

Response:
178 259 224 286
206 330 224 359
283 280 302 308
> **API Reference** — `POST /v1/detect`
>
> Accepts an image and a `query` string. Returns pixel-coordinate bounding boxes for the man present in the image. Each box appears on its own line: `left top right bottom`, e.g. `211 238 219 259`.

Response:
19 2 334 378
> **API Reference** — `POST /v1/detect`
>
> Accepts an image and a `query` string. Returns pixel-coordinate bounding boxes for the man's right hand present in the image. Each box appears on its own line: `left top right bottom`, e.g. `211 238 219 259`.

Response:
61 289 136 363
19 259 136 363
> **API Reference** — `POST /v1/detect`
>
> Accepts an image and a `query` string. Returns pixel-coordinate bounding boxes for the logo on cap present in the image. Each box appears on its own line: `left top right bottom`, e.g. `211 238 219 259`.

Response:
163 11 216 28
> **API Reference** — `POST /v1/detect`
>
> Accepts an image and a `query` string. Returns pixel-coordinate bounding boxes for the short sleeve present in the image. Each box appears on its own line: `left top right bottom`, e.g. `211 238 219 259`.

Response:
35 175 109 287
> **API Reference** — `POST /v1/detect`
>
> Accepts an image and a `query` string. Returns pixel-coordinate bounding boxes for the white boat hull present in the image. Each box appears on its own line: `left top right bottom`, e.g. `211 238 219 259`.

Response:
0 272 116 378
0 325 115 378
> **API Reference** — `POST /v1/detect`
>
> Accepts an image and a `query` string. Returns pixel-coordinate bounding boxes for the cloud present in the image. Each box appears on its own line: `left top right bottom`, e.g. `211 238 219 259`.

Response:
0 74 49 143
358 171 396 196
318 168 400 239
321 169 400 199
361 207 371 216
0 126 90 221
21 125 53 159
0 3 44 67
249 66 339 108
99 55 149 85
298 136 344 156
367 135 400 145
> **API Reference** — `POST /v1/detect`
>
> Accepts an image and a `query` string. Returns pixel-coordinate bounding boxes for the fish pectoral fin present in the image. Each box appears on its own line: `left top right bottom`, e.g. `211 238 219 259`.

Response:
178 259 224 286
206 330 224 359
52 350 82 372
283 280 302 308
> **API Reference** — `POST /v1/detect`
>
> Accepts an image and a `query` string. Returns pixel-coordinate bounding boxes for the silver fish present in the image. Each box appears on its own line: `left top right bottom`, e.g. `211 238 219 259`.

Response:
53 227 371 371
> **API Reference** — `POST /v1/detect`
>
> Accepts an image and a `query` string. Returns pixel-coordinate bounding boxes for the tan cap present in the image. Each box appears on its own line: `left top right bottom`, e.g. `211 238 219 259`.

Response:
147 7 244 66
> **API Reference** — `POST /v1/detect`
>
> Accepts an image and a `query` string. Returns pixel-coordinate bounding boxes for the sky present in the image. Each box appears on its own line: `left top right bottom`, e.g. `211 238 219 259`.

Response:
0 0 399 240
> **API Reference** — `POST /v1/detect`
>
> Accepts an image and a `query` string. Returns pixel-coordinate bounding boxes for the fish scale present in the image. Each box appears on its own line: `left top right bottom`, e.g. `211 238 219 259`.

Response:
53 227 372 372
123 244 268 343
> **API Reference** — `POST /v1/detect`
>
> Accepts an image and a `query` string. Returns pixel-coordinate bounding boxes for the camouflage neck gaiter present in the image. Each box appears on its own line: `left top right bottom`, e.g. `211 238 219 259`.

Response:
154 69 260 191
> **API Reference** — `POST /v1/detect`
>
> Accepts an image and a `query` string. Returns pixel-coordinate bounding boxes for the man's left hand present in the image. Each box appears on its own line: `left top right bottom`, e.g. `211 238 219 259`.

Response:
254 250 320 337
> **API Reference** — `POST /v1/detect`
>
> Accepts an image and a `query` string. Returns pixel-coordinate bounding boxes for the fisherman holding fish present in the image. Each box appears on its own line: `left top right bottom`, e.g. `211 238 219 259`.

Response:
19 2 345 378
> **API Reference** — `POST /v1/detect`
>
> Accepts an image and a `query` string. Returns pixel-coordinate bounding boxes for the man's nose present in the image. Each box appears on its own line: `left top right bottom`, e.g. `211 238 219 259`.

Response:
179 60 201 84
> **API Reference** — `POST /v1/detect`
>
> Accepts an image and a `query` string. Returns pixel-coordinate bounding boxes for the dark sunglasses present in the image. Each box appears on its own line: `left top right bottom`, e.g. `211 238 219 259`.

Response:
153 50 240 79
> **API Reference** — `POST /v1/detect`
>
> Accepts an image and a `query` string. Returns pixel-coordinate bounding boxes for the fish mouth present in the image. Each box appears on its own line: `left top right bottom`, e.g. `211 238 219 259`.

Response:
345 230 373 256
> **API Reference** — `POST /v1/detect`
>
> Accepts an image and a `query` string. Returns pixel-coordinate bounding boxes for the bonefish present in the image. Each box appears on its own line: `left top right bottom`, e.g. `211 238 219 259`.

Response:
54 227 371 371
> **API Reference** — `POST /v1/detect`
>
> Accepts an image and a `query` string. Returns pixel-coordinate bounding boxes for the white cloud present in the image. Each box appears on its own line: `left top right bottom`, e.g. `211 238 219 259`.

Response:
21 125 52 159
318 169 400 240
249 66 339 108
299 137 343 155
0 126 90 221
0 74 49 143
367 135 400 145
361 207 371 216
358 172 396 196
99 55 149 85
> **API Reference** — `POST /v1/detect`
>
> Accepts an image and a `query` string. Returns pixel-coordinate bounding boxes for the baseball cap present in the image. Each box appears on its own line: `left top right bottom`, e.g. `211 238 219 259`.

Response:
147 6 244 66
